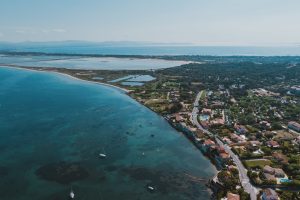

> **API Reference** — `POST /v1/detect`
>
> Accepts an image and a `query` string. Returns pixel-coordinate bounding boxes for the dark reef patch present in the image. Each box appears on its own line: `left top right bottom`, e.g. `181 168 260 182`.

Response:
35 162 89 184
121 167 207 199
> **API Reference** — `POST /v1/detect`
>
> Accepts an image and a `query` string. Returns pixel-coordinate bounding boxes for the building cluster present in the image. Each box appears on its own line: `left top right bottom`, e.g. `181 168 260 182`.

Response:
167 85 300 199
251 88 280 97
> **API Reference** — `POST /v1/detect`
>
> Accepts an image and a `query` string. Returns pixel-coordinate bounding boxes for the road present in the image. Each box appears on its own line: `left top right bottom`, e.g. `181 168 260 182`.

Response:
191 91 259 200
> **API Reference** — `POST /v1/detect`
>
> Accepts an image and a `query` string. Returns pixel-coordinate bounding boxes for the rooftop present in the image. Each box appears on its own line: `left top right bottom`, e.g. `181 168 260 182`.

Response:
227 192 240 200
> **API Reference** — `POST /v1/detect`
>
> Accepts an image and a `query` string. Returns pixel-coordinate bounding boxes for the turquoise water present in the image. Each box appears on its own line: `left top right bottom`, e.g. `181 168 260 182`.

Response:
121 82 145 86
126 75 156 82
2 43 300 55
280 179 292 183
0 67 216 200
109 75 136 83
199 115 210 121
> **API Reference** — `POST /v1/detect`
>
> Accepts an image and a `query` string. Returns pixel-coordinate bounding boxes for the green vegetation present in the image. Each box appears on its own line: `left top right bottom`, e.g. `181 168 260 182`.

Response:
279 191 300 200
243 159 272 169
200 90 206 100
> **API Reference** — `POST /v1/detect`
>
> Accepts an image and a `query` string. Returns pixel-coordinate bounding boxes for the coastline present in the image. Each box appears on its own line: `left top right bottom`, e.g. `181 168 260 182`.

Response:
0 65 218 200
1 65 219 192
0 65 130 93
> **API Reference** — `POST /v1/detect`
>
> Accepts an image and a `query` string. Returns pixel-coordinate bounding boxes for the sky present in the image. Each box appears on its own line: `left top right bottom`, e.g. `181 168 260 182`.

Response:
0 0 300 46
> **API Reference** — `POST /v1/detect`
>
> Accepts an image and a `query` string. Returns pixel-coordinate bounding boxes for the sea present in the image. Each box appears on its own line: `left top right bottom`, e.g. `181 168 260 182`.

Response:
1 43 300 56
0 66 216 200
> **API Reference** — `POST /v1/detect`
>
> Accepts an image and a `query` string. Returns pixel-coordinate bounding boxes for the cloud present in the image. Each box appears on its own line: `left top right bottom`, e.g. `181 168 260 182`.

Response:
52 29 66 33
16 30 27 34
16 28 66 34
42 29 66 34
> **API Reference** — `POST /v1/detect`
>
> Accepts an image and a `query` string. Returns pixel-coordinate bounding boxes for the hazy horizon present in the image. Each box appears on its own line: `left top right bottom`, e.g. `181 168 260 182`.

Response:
1 0 300 46
0 40 300 47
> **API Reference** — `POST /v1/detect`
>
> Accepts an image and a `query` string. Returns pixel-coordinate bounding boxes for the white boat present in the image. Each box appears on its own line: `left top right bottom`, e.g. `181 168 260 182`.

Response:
99 153 107 158
70 190 75 199
147 186 155 191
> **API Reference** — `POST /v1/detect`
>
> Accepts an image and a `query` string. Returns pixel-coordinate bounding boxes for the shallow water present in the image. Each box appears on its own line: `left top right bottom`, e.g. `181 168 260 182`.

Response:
0 67 216 200
0 55 189 70
2 45 300 56
121 82 145 86
126 75 156 82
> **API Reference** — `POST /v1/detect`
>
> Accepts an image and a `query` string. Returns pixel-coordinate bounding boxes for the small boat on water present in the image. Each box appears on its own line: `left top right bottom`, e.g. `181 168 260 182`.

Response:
70 189 75 199
147 185 155 192
99 153 107 158
148 186 154 190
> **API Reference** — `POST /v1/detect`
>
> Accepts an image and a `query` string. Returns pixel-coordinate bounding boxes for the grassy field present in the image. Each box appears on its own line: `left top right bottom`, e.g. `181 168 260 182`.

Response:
200 90 206 100
244 159 272 169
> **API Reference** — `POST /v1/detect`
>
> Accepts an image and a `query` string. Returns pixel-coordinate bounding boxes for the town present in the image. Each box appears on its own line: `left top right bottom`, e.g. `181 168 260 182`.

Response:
129 59 300 200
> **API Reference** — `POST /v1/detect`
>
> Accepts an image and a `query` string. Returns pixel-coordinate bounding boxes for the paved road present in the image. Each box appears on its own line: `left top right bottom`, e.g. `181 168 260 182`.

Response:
191 91 259 200
216 138 259 200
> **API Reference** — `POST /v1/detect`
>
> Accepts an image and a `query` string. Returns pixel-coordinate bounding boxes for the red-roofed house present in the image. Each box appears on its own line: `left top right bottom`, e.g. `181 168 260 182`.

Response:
201 139 215 154
262 188 279 200
267 140 280 148
227 192 240 200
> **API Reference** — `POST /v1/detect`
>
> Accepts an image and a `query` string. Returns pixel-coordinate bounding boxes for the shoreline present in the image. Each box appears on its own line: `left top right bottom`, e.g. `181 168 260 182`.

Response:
0 65 130 93
1 65 219 193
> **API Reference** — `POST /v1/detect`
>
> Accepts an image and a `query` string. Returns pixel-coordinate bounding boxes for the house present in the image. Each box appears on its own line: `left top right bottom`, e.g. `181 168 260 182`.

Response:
274 168 285 178
202 108 212 114
253 149 264 155
263 165 275 174
227 192 240 200
247 141 261 151
262 188 279 200
228 165 237 171
220 153 230 160
234 124 248 134
200 121 209 129
211 101 224 108
215 147 231 167
175 114 184 122
230 133 245 143
263 165 286 179
264 173 276 182
211 118 225 126
188 127 197 132
201 139 215 153
260 121 271 129
249 141 261 146
267 140 280 148
204 139 215 146
272 152 289 164
296 136 300 144
223 137 233 145
288 121 300 132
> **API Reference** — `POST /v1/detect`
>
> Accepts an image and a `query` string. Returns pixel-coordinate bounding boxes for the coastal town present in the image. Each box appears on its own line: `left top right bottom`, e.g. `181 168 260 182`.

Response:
2 1 300 200
125 59 300 200
3 55 300 200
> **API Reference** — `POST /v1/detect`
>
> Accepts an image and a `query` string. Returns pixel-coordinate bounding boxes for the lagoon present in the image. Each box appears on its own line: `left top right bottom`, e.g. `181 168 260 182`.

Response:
0 55 189 70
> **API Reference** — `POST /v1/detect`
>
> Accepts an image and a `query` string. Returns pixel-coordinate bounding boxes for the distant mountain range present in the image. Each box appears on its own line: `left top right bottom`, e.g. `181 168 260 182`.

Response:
0 41 191 48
